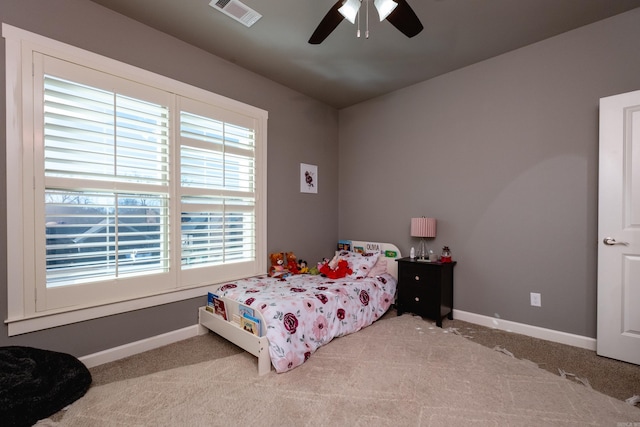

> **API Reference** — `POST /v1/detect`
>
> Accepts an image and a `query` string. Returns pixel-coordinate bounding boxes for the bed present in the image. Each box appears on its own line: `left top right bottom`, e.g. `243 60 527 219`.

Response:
198 241 401 374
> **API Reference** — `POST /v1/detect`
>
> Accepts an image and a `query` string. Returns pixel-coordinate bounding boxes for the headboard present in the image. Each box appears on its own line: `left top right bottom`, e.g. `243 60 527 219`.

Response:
342 240 402 280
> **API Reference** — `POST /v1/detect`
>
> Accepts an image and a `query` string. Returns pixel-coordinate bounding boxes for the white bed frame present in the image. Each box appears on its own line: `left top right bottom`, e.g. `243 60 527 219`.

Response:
198 240 401 375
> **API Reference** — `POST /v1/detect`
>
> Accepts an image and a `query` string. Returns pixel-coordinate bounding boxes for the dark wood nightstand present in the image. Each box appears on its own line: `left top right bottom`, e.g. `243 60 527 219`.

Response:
395 257 456 327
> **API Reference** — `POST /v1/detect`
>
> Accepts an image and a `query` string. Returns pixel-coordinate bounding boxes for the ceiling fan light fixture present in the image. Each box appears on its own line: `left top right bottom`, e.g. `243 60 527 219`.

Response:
338 0 362 24
309 0 422 44
374 0 397 21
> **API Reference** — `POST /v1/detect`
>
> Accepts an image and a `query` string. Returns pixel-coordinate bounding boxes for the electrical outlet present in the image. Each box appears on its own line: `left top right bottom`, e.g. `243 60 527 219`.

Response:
530 292 541 307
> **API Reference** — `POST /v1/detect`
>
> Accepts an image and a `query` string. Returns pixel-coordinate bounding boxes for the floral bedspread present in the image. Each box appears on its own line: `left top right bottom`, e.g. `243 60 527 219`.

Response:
216 273 397 373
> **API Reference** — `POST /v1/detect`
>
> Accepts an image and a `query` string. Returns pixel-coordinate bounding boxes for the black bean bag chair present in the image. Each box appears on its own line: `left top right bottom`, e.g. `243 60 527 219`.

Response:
0 346 92 427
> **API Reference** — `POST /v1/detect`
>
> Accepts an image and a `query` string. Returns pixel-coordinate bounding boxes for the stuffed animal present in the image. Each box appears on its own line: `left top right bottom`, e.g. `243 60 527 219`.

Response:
268 252 287 277
328 254 339 270
319 255 353 279
285 252 300 275
297 259 309 274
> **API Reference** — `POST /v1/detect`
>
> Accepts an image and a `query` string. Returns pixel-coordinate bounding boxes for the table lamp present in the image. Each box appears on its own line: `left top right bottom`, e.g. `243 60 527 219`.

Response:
411 217 437 261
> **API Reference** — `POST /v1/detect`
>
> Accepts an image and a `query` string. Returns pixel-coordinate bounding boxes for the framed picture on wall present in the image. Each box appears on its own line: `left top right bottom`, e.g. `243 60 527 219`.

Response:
300 163 317 194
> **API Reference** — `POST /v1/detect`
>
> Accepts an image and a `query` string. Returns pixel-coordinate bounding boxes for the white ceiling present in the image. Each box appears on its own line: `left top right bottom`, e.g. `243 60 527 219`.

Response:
87 0 640 109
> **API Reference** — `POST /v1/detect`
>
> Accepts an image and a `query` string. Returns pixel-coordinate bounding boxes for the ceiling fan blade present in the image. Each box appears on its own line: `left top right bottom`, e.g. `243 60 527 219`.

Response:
386 0 423 38
308 1 346 44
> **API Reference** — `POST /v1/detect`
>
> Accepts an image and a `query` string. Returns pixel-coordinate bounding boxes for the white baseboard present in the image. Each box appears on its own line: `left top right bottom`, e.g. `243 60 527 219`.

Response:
79 324 201 368
453 309 597 351
78 310 597 369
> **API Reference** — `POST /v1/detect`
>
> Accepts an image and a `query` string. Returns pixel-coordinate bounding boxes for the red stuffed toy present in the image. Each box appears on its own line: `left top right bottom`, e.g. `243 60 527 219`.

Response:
285 252 300 275
319 256 352 279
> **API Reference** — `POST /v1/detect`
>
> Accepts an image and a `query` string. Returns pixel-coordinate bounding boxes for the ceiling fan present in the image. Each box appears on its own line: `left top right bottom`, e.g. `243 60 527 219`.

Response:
309 0 423 44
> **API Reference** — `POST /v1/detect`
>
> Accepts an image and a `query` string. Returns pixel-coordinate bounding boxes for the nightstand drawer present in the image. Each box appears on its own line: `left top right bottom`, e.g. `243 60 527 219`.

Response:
398 284 433 316
399 266 438 287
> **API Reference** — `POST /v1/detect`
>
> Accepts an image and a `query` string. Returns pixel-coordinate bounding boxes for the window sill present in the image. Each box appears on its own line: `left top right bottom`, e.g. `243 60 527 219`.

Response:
5 284 219 336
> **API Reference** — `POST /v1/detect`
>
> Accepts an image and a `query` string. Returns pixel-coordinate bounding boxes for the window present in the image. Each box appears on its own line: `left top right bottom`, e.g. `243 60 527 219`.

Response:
3 24 267 334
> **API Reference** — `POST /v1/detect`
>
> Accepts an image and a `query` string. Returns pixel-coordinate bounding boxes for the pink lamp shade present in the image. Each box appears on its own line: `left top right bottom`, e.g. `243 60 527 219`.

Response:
411 217 437 238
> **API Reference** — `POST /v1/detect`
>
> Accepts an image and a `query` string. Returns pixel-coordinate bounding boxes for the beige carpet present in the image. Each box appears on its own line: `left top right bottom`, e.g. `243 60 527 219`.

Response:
53 314 639 426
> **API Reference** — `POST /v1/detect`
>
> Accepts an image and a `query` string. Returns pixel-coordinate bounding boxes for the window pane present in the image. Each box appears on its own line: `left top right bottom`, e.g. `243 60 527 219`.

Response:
45 190 169 287
180 111 255 192
180 112 224 145
180 145 224 189
181 205 255 268
115 95 170 183
44 75 170 185
181 212 224 267
223 209 256 261
224 122 255 151
44 76 115 178
224 152 255 192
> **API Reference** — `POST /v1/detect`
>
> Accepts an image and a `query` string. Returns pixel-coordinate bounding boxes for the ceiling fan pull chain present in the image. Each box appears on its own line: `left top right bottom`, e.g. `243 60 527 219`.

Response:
366 0 370 38
356 2 361 37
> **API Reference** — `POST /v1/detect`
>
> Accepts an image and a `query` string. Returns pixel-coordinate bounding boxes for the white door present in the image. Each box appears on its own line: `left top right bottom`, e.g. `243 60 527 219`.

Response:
598 89 640 365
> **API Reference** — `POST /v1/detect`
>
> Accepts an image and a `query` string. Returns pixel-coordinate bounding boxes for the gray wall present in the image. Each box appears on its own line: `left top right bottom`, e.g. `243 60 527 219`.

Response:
0 0 338 354
338 8 640 338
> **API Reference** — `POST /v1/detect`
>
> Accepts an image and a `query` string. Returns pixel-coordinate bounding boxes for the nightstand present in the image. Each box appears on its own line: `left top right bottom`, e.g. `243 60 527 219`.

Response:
395 257 456 327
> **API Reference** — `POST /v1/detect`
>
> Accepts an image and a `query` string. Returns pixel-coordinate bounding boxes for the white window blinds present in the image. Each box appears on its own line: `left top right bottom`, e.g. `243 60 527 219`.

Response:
179 108 256 268
43 75 171 287
4 24 267 333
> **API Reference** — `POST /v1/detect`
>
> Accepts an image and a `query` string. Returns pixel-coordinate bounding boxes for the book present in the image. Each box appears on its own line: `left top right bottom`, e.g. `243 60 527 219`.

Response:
206 292 217 313
337 240 352 251
239 305 254 318
241 314 260 336
207 292 227 320
213 297 227 320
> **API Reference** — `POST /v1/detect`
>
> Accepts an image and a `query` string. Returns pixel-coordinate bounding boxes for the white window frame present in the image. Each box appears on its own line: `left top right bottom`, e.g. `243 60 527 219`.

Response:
3 24 268 336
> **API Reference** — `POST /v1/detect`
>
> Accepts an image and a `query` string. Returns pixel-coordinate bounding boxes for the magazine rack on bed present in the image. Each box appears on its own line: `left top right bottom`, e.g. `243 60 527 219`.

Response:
198 240 401 375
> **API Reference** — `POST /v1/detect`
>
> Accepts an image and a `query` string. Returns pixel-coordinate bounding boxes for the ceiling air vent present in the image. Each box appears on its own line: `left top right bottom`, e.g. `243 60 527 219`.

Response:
209 0 262 27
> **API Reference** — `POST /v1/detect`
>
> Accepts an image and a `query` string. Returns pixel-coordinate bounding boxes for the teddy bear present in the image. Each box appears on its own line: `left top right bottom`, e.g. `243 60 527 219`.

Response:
268 252 287 277
285 252 300 275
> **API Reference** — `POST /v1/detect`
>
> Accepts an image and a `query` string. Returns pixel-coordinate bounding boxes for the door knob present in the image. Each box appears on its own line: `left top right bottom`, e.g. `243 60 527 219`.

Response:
603 237 629 246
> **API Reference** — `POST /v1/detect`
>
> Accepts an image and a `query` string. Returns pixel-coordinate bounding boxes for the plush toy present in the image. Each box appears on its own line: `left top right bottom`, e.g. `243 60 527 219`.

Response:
328 254 339 270
285 252 300 275
297 259 309 274
268 252 287 277
319 255 353 279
